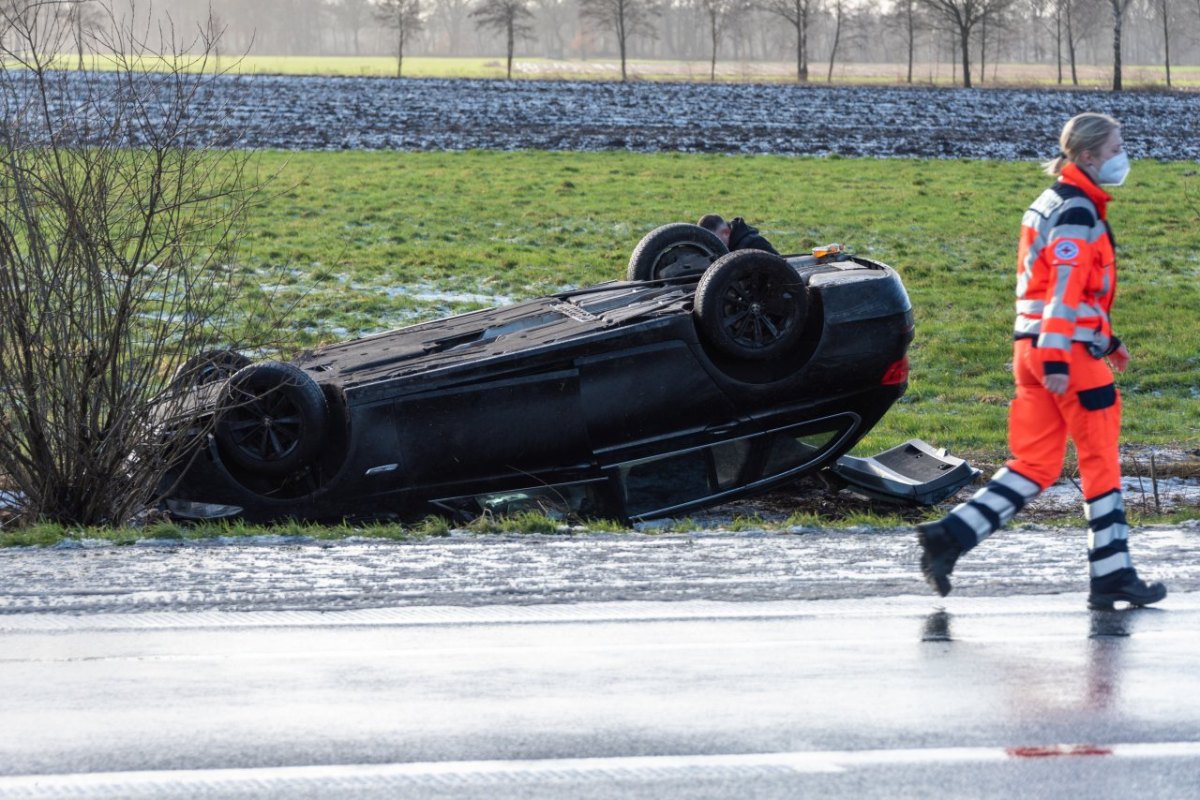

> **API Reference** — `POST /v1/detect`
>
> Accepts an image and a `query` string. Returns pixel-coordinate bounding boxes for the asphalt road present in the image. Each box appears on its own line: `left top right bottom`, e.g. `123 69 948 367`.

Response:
2 593 1199 799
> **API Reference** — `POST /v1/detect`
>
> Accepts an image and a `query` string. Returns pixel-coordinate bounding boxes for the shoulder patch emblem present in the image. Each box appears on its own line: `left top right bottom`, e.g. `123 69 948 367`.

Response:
1053 240 1080 261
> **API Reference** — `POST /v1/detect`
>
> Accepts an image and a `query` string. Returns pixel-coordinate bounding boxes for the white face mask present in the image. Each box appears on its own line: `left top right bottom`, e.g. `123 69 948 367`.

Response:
1097 151 1130 186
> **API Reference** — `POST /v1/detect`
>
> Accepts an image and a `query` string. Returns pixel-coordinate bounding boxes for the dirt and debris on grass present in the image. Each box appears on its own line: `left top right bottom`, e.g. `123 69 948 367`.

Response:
703 446 1200 529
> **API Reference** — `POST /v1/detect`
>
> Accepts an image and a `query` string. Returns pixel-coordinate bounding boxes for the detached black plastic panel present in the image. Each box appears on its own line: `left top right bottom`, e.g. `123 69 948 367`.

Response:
830 439 981 505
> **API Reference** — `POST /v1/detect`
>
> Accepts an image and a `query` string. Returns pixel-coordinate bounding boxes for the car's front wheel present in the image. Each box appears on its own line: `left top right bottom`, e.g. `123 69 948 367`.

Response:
627 223 728 281
694 250 808 361
216 361 328 477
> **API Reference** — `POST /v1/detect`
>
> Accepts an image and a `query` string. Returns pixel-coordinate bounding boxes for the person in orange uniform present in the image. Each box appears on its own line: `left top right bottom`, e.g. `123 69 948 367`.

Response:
917 113 1167 610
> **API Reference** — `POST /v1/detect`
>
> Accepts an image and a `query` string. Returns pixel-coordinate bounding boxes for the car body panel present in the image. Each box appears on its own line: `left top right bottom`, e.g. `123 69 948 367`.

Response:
161 253 928 523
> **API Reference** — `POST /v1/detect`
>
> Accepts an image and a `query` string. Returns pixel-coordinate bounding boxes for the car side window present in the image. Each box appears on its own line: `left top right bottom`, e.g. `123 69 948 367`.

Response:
619 424 847 518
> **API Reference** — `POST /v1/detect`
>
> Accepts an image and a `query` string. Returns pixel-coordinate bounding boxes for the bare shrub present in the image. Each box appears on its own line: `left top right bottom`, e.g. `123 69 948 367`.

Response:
0 1 285 525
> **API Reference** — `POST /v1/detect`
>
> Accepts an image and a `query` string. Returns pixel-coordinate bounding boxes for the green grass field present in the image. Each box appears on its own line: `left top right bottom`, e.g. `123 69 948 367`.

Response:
243 150 1200 461
50 53 1199 88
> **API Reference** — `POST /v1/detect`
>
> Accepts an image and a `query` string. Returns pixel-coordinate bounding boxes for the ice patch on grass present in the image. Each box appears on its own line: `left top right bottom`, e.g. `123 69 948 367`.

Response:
1027 475 1200 513
379 283 513 307
414 289 510 306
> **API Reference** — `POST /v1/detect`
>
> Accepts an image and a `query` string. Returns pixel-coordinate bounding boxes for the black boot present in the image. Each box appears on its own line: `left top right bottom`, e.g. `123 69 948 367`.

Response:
917 520 962 597
1088 569 1167 610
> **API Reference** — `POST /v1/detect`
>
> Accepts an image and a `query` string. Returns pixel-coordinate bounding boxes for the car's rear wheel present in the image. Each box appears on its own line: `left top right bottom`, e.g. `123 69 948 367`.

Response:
169 349 252 392
216 361 328 476
694 250 808 361
627 223 728 281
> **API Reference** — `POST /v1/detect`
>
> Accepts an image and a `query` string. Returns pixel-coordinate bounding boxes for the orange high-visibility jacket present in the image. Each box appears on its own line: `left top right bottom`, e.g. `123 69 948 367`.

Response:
1015 162 1119 379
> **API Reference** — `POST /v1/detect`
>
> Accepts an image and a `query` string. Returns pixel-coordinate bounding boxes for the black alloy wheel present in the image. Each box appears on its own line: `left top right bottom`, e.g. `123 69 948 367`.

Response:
216 361 328 476
694 250 808 361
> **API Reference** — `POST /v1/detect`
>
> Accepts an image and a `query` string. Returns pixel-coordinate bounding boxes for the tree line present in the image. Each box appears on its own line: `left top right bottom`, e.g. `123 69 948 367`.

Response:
20 0 1200 89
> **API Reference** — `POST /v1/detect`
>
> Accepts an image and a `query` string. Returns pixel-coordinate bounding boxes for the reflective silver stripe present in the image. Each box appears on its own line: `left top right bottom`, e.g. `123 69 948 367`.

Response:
945 468 1042 544
1084 492 1122 520
1077 303 1103 318
1037 332 1072 352
948 502 993 541
1043 298 1077 323
1016 299 1045 315
1089 520 1128 551
1016 269 1030 298
1022 208 1046 227
993 467 1041 500
1019 327 1108 345
1048 225 1093 245
970 488 1021 528
1090 551 1133 578
1050 262 1073 300
1013 317 1040 336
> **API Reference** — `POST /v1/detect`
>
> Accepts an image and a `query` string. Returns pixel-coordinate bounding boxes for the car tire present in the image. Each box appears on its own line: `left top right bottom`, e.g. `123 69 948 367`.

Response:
694 250 808 361
169 350 253 392
627 223 729 281
216 361 328 477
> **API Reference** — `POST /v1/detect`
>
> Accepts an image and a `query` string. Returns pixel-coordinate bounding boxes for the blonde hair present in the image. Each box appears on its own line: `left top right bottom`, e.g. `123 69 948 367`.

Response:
1042 113 1121 176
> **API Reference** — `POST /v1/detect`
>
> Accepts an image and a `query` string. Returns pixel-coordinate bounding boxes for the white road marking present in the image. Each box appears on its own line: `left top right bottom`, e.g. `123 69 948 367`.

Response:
1 743 1198 796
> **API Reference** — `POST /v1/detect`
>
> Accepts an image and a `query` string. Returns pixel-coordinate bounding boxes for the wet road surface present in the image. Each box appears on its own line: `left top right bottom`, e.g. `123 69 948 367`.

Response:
2 524 1198 613
2 528 1197 797
2 594 1199 798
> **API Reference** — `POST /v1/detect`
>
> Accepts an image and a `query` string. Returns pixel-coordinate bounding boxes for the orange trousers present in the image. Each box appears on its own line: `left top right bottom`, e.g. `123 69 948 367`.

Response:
1007 339 1122 498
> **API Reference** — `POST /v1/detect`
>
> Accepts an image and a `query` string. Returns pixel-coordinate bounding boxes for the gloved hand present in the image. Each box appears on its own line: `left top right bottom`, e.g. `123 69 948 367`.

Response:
1043 373 1069 396
1108 343 1131 373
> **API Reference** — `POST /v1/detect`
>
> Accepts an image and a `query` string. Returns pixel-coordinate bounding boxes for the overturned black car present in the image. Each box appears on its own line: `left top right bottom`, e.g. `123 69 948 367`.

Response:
161 224 973 524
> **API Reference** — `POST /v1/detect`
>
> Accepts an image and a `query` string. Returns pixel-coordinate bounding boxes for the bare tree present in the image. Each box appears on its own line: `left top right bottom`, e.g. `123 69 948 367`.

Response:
1051 0 1064 83
761 0 817 81
376 0 425 77
1060 0 1098 85
578 0 659 81
59 0 100 69
1107 0 1132 89
978 3 1009 83
902 0 919 82
205 8 226 72
1156 0 1172 86
0 1 283 526
916 0 1012 87
826 0 844 81
700 0 731 80
471 0 535 77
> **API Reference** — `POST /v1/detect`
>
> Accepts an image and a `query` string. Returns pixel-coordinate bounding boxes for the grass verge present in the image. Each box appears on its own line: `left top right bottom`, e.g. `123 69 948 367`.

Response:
7 507 1197 548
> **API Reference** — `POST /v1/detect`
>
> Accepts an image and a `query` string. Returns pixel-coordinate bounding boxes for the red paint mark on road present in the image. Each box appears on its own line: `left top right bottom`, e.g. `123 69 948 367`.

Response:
1007 745 1114 759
